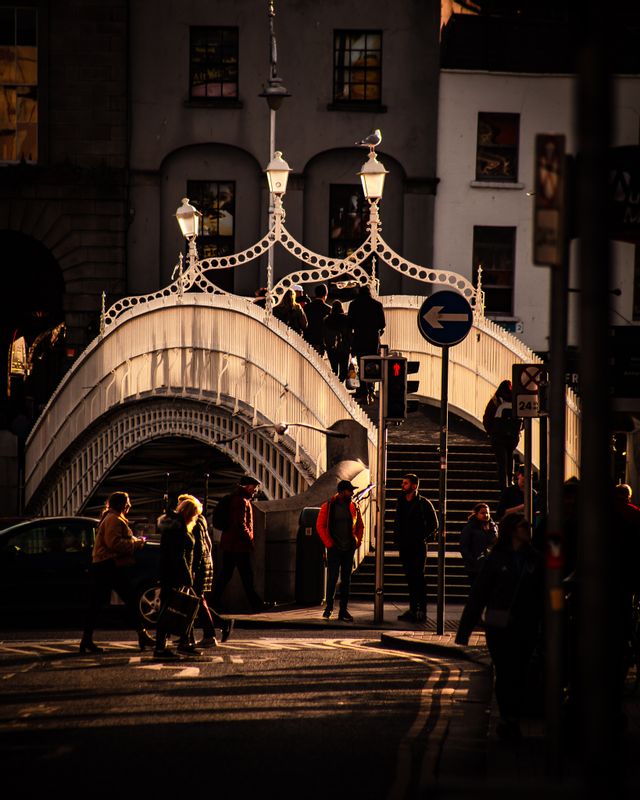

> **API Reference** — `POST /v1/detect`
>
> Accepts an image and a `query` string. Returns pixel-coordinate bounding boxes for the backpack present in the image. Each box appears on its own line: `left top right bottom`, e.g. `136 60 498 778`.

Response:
212 493 233 531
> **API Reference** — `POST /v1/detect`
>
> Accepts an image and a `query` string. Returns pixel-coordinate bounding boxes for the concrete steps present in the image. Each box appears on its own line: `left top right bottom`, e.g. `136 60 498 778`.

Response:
350 419 500 605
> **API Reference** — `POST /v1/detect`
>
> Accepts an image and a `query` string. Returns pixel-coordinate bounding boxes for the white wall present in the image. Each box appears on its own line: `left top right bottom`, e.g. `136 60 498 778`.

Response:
434 70 640 353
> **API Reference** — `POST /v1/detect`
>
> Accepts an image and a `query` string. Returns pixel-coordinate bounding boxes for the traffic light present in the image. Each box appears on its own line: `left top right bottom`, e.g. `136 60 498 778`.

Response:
384 357 407 420
360 355 383 382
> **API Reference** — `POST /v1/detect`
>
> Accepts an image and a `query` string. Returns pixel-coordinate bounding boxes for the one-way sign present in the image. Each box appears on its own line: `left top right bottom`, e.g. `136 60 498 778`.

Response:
417 291 473 347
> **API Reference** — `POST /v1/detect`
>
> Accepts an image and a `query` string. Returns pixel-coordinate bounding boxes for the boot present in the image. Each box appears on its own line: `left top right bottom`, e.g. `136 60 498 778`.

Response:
137 629 156 651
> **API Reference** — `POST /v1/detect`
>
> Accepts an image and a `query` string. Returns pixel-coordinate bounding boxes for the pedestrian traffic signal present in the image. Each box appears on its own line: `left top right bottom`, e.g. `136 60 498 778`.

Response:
360 355 383 382
384 357 407 420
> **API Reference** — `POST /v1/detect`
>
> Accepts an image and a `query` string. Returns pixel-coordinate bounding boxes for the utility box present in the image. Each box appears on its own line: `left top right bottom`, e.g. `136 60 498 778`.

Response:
295 507 325 605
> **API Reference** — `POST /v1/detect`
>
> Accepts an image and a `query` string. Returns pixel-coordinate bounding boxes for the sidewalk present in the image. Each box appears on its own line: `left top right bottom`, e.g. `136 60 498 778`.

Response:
233 599 640 798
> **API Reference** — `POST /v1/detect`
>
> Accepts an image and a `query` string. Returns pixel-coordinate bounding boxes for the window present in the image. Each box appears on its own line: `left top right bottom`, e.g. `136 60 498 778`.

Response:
475 112 520 182
187 180 235 257
472 226 516 316
0 6 37 162
329 184 368 258
189 27 238 100
333 30 382 105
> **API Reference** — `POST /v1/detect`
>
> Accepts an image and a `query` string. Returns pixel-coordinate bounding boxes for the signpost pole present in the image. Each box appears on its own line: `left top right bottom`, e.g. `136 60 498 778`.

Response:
374 346 388 624
523 419 533 526
436 346 449 635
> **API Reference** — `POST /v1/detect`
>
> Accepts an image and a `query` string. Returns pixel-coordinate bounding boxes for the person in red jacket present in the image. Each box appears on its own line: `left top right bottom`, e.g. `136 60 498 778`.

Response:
316 479 364 621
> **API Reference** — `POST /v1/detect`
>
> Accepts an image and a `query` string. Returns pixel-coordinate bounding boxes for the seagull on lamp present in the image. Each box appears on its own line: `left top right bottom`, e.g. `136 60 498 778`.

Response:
355 129 382 151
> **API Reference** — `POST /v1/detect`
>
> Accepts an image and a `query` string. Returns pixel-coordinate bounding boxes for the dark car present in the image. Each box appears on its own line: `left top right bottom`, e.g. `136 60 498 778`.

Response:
0 516 161 627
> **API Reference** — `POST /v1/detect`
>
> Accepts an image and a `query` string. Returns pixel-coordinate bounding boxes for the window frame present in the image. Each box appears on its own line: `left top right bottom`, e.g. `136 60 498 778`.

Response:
475 112 520 183
0 4 39 164
472 225 517 317
332 29 383 109
188 26 239 103
328 183 369 259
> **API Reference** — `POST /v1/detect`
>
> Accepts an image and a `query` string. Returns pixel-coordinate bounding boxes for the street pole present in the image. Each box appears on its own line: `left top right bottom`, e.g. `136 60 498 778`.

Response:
436 346 449 635
576 9 618 789
203 472 209 518
523 419 533 526
374 345 388 624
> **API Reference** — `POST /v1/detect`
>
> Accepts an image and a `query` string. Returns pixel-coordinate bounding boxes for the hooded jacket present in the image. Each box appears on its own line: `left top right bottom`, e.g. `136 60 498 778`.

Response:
316 494 364 550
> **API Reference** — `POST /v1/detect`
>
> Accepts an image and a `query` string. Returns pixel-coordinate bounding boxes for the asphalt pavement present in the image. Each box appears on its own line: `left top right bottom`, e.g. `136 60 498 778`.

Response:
232 599 640 799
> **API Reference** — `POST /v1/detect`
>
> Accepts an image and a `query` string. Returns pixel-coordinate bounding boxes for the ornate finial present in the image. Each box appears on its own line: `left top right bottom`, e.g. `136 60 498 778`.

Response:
474 264 485 317
99 291 106 337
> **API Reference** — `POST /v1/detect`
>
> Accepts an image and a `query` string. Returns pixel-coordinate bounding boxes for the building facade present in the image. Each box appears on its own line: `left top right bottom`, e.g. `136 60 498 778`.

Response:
126 0 441 297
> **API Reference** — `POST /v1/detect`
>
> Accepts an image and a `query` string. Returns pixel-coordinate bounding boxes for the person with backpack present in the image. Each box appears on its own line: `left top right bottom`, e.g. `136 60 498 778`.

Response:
483 379 523 491
393 473 439 623
210 476 272 613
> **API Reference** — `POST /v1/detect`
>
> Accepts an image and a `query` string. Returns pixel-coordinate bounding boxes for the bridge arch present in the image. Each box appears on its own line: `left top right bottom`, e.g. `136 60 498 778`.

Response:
24 294 377 515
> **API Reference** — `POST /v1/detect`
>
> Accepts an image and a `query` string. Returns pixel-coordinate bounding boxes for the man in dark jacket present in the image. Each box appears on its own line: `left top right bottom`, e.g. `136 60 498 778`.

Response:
304 284 332 355
210 476 271 613
347 284 386 397
393 473 438 622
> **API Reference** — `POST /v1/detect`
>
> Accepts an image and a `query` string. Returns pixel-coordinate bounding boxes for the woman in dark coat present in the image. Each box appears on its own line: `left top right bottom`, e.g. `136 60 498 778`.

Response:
322 300 352 382
153 496 199 660
458 502 498 584
455 513 543 741
178 494 233 647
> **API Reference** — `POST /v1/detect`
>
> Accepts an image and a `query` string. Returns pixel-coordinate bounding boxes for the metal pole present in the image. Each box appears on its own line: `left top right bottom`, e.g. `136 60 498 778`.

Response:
523 419 533 526
436 346 449 635
374 345 388 624
576 8 618 789
539 414 548 525
545 177 570 778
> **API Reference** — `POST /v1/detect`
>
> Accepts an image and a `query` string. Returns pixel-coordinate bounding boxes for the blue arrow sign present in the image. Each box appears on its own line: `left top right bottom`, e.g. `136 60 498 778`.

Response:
417 291 473 347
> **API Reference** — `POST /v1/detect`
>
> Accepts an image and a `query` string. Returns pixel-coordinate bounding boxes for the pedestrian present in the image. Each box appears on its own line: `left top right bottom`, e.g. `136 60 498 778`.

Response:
482 380 523 490
316 479 364 621
393 473 439 622
177 494 234 647
304 284 332 356
455 512 544 742
154 496 201 659
322 300 352 381
292 283 311 308
495 465 539 523
210 476 272 613
458 502 498 585
347 284 386 398
79 491 155 654
253 287 268 308
273 288 308 334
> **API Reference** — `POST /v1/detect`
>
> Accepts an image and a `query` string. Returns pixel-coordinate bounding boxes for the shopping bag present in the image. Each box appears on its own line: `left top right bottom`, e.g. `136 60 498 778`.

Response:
157 587 200 635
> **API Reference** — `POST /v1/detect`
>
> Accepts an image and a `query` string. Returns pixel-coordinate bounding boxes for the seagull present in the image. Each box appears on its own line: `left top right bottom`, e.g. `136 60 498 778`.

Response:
355 129 382 148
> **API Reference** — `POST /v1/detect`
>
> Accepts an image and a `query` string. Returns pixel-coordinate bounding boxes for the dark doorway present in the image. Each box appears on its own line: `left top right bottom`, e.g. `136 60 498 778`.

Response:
0 231 66 432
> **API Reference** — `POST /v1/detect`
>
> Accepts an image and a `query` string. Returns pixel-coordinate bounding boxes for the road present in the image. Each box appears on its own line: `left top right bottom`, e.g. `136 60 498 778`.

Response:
0 628 483 798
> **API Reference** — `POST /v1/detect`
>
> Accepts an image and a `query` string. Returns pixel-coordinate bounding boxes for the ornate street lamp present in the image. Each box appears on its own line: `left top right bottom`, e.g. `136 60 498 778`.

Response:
175 197 202 272
264 150 291 196
358 150 388 201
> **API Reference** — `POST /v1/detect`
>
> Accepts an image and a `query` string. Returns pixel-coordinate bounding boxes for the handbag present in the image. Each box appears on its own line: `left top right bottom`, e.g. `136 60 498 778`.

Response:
157 586 200 635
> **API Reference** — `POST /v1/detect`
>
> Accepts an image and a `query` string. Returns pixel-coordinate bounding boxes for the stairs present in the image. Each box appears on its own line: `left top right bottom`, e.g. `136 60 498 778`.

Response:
349 407 501 606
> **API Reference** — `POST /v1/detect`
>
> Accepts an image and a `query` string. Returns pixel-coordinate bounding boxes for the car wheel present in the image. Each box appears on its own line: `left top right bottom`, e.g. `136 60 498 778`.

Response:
138 584 162 627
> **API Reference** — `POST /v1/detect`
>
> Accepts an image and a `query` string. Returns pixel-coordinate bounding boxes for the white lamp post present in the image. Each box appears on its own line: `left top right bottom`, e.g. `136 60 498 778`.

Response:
175 197 202 270
358 150 388 201
264 151 291 312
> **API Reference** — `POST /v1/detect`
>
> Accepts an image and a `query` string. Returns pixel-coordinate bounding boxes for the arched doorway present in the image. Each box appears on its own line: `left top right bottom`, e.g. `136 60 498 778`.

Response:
0 231 66 432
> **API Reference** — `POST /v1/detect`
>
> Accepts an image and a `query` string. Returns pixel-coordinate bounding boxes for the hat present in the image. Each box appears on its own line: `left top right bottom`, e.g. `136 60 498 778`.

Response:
292 284 303 292
337 479 356 492
239 475 260 487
